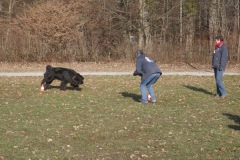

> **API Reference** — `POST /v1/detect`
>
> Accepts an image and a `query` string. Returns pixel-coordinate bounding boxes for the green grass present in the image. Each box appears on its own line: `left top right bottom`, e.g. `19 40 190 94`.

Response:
0 75 240 159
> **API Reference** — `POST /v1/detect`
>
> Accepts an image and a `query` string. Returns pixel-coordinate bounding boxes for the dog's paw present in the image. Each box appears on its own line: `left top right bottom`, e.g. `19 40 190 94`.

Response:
75 87 82 91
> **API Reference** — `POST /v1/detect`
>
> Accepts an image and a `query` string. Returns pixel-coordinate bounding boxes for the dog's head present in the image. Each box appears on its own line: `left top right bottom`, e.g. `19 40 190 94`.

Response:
72 73 84 85
46 65 52 71
44 65 55 82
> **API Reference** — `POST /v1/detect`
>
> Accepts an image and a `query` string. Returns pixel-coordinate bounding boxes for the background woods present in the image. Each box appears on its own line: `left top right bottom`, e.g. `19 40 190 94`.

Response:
0 0 239 63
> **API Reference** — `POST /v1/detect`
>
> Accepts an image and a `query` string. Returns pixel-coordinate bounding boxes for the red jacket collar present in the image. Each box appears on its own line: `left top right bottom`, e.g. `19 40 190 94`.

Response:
215 41 224 49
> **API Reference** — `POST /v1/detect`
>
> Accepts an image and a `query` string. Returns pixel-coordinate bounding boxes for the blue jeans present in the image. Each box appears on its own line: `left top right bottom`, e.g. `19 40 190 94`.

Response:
214 68 227 96
140 73 161 103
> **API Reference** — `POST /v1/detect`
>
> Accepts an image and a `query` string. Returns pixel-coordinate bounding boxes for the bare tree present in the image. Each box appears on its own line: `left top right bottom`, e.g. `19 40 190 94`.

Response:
5 0 15 47
234 0 240 61
209 0 218 53
183 0 198 61
0 2 2 12
138 0 151 50
1 0 240 63
180 0 183 45
16 0 84 61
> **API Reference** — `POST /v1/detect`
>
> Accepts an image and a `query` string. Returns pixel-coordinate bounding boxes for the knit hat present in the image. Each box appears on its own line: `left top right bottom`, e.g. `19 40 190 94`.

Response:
215 35 224 41
135 50 145 58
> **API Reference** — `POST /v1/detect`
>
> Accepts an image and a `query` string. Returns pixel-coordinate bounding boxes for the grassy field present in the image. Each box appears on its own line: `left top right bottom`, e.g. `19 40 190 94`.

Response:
0 75 239 159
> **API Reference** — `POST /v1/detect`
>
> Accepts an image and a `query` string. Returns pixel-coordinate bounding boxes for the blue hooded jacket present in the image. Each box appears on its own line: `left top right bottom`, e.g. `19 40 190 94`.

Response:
134 54 162 82
212 42 228 71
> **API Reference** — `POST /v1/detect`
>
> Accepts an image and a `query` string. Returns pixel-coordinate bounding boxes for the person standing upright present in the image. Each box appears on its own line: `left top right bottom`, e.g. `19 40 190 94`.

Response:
133 50 162 104
212 35 228 97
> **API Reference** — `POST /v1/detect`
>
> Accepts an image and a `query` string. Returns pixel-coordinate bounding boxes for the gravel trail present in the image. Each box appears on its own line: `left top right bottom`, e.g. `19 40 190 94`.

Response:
0 71 239 77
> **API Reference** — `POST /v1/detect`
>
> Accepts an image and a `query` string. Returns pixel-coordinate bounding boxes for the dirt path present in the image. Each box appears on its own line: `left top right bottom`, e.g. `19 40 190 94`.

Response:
0 62 239 76
0 71 239 77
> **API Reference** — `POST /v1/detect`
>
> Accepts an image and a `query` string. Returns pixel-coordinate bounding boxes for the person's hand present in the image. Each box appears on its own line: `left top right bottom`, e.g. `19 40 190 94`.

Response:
133 70 137 76
133 70 142 76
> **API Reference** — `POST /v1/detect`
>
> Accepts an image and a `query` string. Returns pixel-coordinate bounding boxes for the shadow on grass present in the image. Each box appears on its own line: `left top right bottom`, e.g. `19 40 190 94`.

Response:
183 85 214 95
223 113 240 131
45 85 82 91
120 92 141 102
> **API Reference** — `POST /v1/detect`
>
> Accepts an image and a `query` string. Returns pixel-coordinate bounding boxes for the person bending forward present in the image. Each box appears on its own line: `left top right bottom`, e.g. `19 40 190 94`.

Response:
133 50 162 103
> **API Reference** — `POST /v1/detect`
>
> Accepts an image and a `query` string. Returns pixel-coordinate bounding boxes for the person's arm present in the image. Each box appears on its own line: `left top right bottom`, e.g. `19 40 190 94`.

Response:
219 46 228 71
133 70 142 76
133 58 143 76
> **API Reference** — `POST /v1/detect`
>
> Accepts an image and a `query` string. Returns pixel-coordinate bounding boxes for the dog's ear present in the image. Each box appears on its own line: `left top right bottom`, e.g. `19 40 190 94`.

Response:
77 73 84 80
46 65 52 71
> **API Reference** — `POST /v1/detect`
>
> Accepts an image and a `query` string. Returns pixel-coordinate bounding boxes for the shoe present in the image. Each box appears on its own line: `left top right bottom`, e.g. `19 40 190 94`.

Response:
151 99 156 103
141 101 148 104
214 94 220 97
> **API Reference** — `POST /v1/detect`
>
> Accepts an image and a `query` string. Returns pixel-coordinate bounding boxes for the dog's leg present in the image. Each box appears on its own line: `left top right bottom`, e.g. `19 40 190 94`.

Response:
41 79 53 90
71 84 81 91
60 71 71 90
75 85 81 91
60 81 67 90
45 81 53 89
41 79 46 85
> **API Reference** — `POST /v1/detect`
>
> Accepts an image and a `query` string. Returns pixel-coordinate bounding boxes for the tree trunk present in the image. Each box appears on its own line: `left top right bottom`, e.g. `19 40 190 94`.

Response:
0 2 3 12
238 35 240 62
237 1 240 64
5 0 15 50
209 0 218 53
185 16 194 62
180 0 183 46
220 0 227 37
138 0 151 51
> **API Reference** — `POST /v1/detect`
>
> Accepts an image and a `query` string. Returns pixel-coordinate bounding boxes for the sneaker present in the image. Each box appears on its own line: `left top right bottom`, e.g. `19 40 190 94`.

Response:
141 101 148 104
214 94 220 97
141 100 148 104
151 99 156 103
221 95 227 98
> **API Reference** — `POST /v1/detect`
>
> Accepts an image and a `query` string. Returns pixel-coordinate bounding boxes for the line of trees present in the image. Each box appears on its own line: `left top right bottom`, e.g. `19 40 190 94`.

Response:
0 0 239 63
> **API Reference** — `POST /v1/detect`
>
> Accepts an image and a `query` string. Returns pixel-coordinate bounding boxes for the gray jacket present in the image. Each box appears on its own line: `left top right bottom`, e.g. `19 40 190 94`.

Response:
133 54 162 82
212 43 228 71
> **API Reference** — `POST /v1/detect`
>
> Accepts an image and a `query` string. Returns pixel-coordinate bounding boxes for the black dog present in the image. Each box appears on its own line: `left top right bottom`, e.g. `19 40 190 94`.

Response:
41 65 84 91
